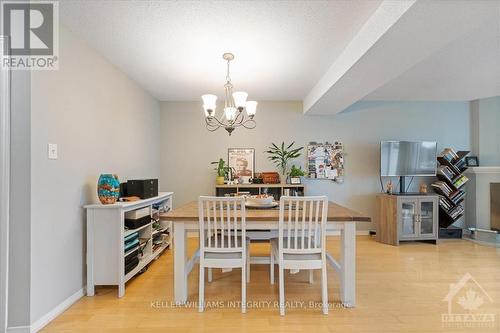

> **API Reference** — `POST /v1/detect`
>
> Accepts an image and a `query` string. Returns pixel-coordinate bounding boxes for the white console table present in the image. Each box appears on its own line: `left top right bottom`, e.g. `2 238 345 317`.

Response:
85 192 173 297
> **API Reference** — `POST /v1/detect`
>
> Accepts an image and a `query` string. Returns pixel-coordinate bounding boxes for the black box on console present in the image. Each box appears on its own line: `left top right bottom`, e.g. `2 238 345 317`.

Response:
126 179 158 199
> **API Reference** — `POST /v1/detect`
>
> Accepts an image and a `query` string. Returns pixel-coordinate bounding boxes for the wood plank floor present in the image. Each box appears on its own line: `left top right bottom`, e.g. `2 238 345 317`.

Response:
42 236 500 332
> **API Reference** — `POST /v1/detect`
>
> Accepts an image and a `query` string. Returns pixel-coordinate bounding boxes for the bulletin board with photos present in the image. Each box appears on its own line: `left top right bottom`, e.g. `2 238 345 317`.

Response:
307 142 345 183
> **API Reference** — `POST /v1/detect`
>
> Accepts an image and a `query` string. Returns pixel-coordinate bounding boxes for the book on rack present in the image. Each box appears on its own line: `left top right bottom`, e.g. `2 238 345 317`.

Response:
453 175 469 189
448 204 464 219
439 148 459 162
437 166 455 182
431 181 453 196
450 190 465 204
439 196 452 211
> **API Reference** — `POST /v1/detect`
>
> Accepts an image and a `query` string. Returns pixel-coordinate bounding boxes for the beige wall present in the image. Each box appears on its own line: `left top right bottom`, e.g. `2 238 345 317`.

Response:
29 25 161 323
160 100 470 230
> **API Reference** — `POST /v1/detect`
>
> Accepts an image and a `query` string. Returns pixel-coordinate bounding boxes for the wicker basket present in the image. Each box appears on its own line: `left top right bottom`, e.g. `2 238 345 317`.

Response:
261 172 280 184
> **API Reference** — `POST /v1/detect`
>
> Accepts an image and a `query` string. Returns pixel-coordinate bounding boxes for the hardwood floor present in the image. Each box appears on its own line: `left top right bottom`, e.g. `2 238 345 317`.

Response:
42 236 500 332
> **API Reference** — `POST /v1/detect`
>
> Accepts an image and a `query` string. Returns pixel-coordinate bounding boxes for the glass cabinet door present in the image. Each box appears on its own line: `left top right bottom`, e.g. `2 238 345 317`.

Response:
400 199 418 238
419 200 436 236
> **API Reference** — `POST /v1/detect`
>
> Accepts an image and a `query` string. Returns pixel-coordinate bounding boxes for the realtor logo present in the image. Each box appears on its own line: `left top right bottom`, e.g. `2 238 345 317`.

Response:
442 273 496 328
1 1 59 69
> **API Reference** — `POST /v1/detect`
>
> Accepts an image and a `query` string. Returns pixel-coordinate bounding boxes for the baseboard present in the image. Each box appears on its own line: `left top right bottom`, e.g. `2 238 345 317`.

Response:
29 287 85 333
7 326 30 333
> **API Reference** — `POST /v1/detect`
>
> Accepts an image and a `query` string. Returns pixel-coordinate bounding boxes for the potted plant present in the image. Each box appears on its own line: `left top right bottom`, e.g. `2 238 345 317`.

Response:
211 158 230 185
265 142 303 183
288 165 305 184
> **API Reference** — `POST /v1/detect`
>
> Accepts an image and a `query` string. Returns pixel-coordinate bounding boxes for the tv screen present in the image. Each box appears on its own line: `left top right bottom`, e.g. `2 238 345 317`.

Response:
380 141 437 176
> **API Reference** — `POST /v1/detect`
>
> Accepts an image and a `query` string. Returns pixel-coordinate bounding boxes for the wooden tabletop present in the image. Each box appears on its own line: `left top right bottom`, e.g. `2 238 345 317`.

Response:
160 201 371 222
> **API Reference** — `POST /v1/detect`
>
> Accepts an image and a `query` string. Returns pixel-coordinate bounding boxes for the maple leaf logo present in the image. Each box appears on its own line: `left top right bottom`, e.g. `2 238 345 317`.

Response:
457 289 484 311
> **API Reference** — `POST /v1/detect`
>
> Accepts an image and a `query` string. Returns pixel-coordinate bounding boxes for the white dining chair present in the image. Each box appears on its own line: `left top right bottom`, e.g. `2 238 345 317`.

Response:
270 195 329 315
198 196 249 313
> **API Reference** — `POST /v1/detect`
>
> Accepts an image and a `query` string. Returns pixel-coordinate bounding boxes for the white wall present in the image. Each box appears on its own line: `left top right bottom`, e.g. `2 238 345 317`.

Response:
470 96 500 166
160 100 470 230
29 25 161 325
8 70 31 328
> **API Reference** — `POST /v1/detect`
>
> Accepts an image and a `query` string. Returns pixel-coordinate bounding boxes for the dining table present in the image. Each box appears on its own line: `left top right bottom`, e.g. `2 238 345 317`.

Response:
160 200 371 308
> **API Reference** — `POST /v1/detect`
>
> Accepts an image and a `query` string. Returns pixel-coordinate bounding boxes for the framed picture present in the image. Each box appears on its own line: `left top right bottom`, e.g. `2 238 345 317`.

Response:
228 148 255 179
466 156 479 167
290 177 301 184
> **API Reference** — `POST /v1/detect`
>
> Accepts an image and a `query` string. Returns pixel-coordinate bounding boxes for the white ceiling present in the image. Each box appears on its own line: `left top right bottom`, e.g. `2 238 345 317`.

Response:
363 18 500 101
305 0 500 114
60 0 500 112
59 0 382 101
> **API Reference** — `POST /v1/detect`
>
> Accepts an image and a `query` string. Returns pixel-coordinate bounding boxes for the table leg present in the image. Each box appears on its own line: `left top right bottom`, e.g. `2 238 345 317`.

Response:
173 223 188 303
340 223 356 307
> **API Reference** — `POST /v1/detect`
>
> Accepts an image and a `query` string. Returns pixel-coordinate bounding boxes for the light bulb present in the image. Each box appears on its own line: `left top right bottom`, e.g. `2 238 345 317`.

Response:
224 107 237 121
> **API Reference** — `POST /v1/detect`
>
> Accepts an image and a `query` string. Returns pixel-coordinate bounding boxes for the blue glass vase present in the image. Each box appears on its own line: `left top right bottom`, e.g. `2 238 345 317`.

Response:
97 174 120 204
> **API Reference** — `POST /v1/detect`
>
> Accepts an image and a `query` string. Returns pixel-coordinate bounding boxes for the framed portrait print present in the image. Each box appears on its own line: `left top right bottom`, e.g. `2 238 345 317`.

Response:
228 148 255 179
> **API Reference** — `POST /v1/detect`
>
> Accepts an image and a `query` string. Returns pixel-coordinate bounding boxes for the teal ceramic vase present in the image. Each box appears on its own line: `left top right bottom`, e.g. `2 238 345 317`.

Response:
97 174 120 204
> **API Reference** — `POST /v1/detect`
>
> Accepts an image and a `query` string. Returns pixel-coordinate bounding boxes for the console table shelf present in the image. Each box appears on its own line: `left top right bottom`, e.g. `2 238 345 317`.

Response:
85 192 173 297
215 184 304 199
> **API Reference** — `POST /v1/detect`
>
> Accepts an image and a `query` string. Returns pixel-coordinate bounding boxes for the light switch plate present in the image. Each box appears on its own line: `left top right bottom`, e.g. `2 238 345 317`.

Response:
48 143 58 160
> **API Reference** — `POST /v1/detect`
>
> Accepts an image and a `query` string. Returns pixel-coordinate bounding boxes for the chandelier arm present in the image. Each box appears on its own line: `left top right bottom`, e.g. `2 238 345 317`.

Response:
205 117 224 129
240 119 256 129
206 123 220 132
233 110 245 125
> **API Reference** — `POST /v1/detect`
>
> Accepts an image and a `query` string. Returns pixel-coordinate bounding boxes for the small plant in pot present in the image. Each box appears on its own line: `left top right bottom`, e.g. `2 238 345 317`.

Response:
265 141 303 183
288 165 305 184
211 158 230 185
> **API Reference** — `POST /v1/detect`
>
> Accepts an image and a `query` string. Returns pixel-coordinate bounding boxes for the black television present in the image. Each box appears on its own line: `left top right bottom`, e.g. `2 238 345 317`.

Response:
380 141 437 193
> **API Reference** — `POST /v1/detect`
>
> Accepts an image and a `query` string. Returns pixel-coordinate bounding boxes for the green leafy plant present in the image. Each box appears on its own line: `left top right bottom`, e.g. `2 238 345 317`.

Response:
265 141 303 177
211 158 230 177
289 165 305 177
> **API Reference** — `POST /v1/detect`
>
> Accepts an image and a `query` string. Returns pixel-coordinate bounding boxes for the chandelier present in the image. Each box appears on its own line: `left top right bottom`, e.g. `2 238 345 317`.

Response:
201 53 257 135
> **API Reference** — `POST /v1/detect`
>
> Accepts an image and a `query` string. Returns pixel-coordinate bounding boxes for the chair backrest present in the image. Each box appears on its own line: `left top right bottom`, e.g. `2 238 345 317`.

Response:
278 196 329 254
198 196 246 253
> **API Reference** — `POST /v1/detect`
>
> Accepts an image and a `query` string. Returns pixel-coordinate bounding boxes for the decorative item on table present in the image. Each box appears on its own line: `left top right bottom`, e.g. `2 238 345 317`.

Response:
239 176 252 184
307 141 345 183
419 183 428 194
228 148 255 179
245 194 278 209
288 165 305 184
211 158 231 185
386 181 394 194
265 141 303 183
251 173 264 184
97 174 120 204
261 172 281 184
465 156 479 167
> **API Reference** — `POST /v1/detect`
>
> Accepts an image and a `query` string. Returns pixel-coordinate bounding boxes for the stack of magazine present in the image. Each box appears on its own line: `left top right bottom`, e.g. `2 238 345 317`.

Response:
437 165 455 182
440 148 459 163
431 181 454 197
453 174 469 189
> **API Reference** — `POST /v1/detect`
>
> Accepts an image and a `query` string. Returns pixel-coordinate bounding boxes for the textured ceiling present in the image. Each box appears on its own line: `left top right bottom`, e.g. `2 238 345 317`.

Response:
60 0 382 101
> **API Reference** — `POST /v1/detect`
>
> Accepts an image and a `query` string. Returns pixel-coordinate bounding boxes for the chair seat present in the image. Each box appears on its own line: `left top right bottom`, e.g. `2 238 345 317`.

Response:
203 236 250 259
270 238 321 260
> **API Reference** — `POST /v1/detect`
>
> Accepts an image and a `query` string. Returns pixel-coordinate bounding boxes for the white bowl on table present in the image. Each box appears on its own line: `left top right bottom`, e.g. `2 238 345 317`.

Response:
245 195 274 206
